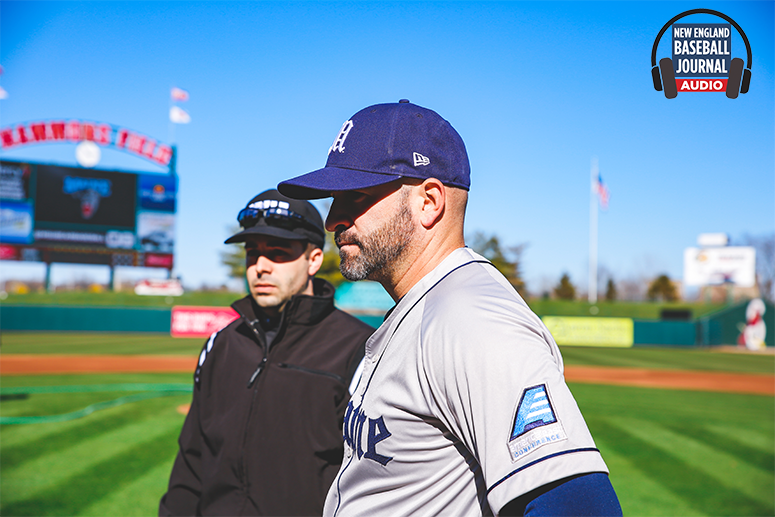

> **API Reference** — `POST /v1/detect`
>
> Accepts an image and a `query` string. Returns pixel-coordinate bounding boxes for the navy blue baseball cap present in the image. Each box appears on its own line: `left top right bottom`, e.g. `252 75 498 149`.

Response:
278 100 470 200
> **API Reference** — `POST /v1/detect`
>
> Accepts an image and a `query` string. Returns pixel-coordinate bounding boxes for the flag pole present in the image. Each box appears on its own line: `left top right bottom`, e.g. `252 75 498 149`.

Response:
588 157 598 304
168 87 176 145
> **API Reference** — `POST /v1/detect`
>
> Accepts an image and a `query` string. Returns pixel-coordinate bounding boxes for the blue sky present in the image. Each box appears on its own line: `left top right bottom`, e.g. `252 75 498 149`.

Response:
1 1 773 296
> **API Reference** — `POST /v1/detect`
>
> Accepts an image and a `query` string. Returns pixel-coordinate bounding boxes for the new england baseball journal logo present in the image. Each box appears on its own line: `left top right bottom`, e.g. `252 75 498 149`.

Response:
651 9 752 99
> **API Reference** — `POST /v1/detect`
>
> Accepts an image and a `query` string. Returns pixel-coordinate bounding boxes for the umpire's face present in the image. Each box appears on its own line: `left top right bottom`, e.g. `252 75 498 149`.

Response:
244 235 323 316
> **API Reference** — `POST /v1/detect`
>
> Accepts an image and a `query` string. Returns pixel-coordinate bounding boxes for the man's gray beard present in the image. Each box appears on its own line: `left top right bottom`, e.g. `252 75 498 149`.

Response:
337 196 414 282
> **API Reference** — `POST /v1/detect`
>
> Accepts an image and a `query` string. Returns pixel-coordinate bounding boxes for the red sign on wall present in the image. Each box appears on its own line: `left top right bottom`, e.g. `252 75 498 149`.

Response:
171 306 240 338
145 253 174 268
0 244 18 260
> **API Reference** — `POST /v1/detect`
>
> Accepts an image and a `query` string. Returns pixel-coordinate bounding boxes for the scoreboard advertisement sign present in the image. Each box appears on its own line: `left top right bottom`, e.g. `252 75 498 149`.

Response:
0 159 176 269
683 246 756 287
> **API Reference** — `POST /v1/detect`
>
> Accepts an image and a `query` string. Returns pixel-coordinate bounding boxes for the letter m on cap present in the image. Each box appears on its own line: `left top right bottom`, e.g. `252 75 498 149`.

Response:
329 120 353 154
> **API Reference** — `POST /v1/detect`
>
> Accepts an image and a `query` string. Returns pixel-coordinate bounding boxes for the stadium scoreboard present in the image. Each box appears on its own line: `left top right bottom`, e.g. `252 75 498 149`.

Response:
0 159 176 271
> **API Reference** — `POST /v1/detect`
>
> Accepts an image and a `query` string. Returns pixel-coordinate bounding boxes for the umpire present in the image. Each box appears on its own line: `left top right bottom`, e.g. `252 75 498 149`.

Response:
159 189 373 516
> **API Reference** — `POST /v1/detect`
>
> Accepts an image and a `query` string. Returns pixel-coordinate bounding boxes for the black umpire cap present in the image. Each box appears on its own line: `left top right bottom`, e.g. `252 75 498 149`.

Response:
224 189 326 248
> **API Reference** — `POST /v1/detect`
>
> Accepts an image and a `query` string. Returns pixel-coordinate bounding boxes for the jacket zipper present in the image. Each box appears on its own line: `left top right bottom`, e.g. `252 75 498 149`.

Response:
247 357 267 387
277 362 346 384
239 319 268 506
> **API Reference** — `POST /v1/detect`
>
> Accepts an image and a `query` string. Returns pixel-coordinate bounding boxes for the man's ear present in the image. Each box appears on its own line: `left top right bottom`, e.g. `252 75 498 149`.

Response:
417 178 446 229
307 246 324 276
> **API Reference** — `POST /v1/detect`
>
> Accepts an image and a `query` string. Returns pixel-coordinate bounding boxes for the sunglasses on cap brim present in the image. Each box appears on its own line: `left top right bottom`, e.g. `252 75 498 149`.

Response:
237 206 322 235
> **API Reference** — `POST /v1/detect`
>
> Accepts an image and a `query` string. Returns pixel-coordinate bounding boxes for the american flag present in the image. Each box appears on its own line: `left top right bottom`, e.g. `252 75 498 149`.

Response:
594 173 609 210
170 87 189 102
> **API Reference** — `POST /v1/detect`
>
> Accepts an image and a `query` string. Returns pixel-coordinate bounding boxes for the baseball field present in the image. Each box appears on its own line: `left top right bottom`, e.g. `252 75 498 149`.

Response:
1 332 773 516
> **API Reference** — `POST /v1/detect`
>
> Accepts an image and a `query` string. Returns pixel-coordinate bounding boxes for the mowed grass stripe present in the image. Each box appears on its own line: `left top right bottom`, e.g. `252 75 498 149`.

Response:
0 373 193 389
570 383 771 423
1 427 180 517
673 421 775 474
80 458 176 517
613 417 775 509
593 436 702 517
587 417 772 517
2 394 190 470
2 399 184 505
0 374 191 449
706 422 775 456
1 390 154 419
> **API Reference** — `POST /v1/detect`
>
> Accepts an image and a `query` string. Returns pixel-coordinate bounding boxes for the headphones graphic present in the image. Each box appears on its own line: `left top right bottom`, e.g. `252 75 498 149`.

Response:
651 9 752 99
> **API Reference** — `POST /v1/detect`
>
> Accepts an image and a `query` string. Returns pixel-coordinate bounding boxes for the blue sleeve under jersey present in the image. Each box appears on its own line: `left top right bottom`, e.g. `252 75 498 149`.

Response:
500 472 622 517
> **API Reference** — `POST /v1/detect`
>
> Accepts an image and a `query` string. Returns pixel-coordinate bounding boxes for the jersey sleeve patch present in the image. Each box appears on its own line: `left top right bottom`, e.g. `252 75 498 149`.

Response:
508 384 567 462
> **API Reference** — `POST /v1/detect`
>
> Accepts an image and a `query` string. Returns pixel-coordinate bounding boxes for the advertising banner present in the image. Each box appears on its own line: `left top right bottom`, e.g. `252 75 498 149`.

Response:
0 162 29 200
139 174 176 212
135 278 184 296
684 247 756 287
542 317 634 347
0 201 34 244
171 306 240 338
137 212 175 253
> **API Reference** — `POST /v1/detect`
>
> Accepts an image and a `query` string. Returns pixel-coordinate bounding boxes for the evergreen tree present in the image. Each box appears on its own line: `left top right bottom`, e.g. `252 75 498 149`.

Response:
221 226 246 280
553 273 576 300
469 232 527 295
315 232 347 287
604 278 617 301
647 274 678 302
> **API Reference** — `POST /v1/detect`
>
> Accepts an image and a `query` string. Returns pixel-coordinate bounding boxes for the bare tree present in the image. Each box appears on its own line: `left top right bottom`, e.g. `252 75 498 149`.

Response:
618 277 647 301
740 232 774 302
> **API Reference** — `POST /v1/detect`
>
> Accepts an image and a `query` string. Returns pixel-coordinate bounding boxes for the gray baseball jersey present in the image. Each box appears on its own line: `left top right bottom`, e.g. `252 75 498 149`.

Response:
324 248 608 517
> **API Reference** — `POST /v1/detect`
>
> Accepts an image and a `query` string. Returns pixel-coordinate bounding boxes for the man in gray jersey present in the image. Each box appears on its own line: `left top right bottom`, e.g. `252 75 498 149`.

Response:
279 100 621 516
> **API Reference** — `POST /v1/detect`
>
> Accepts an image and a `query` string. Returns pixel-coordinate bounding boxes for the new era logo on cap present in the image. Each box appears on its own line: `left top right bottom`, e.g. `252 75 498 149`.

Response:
413 152 430 167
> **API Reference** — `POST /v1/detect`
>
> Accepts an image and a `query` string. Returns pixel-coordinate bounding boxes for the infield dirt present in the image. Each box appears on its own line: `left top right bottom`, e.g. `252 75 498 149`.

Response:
2 354 773 396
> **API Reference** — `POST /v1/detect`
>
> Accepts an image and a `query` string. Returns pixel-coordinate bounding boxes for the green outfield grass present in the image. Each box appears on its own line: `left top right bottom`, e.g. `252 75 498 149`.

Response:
2 289 240 308
1 339 773 516
2 289 727 320
560 346 775 374
574 383 774 516
1 373 192 517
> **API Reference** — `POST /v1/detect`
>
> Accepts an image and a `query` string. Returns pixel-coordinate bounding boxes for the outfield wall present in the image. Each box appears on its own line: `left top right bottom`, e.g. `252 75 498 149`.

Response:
0 305 381 334
1 303 770 347
0 305 172 333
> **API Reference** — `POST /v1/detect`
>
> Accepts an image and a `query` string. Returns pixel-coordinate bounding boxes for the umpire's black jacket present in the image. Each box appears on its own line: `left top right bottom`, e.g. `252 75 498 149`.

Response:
160 279 373 516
